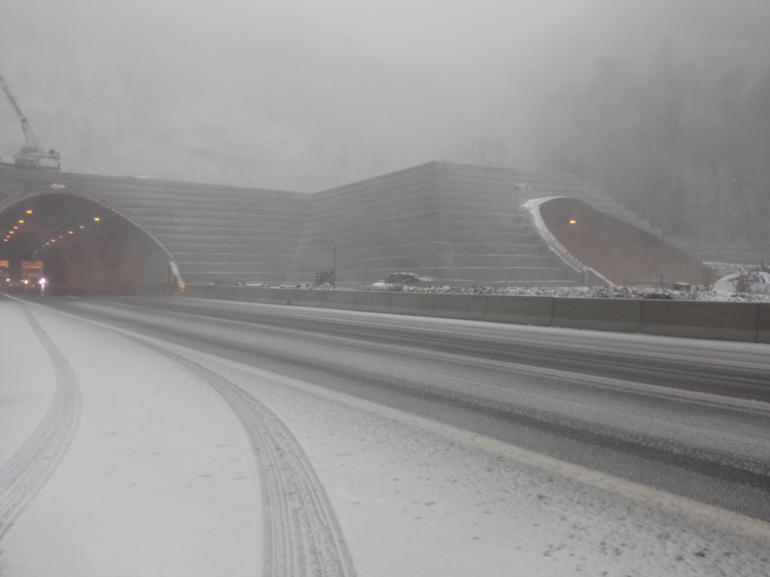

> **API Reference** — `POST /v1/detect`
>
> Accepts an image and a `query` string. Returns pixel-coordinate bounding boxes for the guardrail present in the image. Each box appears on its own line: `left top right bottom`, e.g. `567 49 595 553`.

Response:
185 285 770 343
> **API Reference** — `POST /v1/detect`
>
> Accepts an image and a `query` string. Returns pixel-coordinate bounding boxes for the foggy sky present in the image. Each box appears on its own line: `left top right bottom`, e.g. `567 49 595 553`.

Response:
1 0 768 191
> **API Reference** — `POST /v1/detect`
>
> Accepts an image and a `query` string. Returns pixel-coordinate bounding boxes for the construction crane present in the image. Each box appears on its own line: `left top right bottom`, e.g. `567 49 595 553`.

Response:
0 72 60 170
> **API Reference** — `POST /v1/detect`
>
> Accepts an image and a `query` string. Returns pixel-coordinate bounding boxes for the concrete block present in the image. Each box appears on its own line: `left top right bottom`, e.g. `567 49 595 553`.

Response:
270 288 297 305
242 287 277 303
183 285 208 298
553 298 641 332
353 291 393 313
291 290 328 307
431 293 487 320
640 300 759 341
758 304 770 344
321 290 361 310
484 296 554 326
388 292 436 316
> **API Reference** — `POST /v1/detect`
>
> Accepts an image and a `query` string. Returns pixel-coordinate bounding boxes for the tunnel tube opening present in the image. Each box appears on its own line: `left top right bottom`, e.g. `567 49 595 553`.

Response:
537 197 713 286
0 193 179 295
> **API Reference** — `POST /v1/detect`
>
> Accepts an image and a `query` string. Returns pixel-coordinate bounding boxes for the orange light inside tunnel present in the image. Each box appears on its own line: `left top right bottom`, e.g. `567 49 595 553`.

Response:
68 230 74 235
569 219 577 225
17 219 24 224
25 209 33 215
93 216 101 223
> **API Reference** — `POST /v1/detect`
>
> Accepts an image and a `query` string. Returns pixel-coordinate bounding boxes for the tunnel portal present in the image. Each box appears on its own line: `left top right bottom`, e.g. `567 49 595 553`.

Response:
0 193 174 294
1 162 706 289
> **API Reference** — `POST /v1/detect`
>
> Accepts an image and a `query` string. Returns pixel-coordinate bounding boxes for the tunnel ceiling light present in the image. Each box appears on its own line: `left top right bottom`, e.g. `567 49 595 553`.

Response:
93 216 101 223
12 226 18 230
17 219 24 224
79 224 85 230
569 218 577 225
68 230 74 235
25 209 33 215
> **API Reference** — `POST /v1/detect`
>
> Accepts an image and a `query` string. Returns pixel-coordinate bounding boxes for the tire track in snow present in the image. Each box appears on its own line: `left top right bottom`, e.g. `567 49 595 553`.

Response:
157 348 357 577
0 307 82 539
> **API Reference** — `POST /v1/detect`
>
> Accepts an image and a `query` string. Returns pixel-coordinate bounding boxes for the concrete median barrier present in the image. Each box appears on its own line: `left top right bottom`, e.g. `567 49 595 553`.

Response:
552 298 641 332
431 294 487 320
755 303 770 344
388 292 436 316
320 290 360 310
641 300 759 341
353 291 393 313
484 295 554 326
264 288 296 305
183 285 209 298
291 289 328 307
241 287 277 303
184 286 770 343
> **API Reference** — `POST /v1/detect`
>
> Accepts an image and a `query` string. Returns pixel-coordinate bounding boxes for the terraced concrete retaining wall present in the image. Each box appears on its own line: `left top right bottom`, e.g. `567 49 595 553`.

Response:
186 286 770 343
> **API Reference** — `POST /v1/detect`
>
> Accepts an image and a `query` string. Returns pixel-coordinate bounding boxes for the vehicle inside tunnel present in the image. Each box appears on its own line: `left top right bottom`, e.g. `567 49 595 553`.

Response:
0 193 174 294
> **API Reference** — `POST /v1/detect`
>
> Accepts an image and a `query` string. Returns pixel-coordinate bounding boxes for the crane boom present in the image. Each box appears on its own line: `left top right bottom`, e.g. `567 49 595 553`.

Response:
0 72 60 170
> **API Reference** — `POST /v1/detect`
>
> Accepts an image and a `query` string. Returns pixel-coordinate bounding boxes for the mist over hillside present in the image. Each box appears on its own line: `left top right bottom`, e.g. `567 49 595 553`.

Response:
1 1 768 249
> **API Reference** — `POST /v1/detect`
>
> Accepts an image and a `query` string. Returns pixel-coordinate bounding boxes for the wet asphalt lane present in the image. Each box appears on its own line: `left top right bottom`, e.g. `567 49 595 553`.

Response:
26 294 770 522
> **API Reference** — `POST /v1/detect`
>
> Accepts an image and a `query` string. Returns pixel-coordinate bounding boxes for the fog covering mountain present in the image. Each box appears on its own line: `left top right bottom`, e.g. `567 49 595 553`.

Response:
1 0 769 249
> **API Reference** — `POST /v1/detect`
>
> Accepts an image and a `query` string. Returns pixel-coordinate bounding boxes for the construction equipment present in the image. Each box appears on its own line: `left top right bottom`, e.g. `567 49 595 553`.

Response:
0 72 60 170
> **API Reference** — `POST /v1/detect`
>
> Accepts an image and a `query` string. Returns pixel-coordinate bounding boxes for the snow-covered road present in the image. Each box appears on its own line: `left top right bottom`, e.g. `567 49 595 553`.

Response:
1 300 261 576
1 295 769 576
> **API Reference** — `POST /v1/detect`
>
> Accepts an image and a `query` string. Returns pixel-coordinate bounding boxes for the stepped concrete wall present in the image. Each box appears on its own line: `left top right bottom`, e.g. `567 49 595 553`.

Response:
0 166 309 285
288 161 653 286
1 161 672 288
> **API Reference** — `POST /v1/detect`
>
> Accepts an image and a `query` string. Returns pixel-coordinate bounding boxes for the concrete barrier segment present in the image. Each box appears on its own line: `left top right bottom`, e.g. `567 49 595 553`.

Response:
552 298 641 333
640 300 759 342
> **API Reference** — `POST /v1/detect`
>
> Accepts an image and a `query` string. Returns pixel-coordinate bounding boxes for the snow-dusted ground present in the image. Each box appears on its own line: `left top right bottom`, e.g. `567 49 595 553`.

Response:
0 305 55 466
364 283 770 302
1 297 769 576
0 301 261 577
217 364 770 577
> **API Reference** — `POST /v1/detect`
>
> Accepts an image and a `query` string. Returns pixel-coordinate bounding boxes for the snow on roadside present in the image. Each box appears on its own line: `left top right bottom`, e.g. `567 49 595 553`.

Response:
364 283 770 302
0 306 262 577
0 301 55 465
215 362 770 577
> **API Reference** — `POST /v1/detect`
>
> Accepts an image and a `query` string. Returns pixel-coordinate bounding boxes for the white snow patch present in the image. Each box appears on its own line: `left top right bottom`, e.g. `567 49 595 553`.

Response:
214 362 770 577
0 301 55 464
0 307 262 577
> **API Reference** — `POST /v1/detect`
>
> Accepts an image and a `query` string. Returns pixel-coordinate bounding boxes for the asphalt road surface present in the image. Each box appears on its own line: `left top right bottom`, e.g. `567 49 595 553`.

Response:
2 293 770 577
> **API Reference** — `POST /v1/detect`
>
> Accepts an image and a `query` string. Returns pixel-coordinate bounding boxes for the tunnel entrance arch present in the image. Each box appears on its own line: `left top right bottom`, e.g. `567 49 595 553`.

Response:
0 192 184 294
